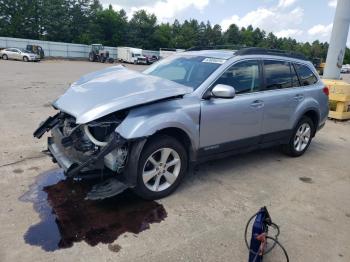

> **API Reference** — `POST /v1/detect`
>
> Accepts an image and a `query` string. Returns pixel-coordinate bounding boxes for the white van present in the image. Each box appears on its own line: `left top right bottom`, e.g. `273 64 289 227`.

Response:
117 47 147 64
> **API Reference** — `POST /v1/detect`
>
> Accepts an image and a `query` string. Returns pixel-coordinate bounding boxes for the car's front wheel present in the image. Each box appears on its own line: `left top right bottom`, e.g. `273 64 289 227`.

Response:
133 135 188 199
282 116 315 157
23 56 29 62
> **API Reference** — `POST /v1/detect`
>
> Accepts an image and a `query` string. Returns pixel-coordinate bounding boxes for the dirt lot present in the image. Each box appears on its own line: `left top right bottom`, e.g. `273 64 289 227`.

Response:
0 59 349 262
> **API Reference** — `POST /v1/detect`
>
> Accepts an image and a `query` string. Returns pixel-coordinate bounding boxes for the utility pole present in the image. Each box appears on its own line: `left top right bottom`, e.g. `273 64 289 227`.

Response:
323 0 350 79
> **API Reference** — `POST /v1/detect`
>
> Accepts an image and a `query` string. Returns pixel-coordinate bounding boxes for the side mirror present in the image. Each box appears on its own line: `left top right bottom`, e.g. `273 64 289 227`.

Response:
211 84 236 99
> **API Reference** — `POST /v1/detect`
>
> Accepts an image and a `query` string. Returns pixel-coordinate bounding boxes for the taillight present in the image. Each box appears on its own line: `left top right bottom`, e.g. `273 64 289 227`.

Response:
323 86 329 96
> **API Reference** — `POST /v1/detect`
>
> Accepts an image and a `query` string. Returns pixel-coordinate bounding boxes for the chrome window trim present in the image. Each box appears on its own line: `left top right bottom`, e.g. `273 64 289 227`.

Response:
201 57 320 99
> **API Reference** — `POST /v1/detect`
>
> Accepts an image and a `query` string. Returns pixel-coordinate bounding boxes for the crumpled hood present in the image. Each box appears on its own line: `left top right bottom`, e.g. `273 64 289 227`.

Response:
53 65 192 124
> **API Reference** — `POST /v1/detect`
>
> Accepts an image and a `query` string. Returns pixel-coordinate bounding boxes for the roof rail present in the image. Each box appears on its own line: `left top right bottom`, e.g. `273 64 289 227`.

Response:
234 47 308 60
186 45 246 51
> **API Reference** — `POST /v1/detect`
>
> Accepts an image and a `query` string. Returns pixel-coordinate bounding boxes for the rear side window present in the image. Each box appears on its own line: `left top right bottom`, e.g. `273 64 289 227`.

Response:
213 60 261 94
294 64 318 86
264 60 293 90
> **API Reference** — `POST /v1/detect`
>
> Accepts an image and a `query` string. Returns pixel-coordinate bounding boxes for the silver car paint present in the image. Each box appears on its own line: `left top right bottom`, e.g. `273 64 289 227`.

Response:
118 54 328 151
51 51 328 156
116 96 201 154
53 65 193 124
0 48 39 61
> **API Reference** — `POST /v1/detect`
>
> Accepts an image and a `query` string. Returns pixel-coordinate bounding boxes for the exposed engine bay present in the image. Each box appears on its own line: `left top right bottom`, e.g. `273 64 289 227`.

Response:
34 111 129 178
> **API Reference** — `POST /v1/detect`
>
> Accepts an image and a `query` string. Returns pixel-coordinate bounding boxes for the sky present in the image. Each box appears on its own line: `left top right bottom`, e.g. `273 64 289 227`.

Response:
100 0 350 46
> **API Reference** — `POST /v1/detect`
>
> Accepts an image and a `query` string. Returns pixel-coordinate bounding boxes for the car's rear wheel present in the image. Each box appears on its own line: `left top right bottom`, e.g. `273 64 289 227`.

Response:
282 116 314 157
23 56 29 62
132 135 188 200
2 54 8 60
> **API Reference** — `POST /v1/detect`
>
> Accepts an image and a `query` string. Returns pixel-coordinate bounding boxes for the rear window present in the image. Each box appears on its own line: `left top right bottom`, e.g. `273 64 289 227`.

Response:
264 60 293 90
294 64 318 86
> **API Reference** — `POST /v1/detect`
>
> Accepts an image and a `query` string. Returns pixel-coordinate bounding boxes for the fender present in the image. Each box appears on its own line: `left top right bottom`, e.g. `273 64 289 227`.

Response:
116 97 201 155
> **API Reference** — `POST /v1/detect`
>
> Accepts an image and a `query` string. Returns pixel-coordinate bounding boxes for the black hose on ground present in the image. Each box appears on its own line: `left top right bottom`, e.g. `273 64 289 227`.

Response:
244 211 289 262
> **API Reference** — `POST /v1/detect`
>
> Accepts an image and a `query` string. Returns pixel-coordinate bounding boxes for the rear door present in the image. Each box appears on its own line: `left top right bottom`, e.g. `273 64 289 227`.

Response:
199 59 264 155
260 60 302 142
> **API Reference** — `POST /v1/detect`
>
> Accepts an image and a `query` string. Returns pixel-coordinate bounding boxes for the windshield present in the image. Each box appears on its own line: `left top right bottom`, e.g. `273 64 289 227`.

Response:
143 54 224 89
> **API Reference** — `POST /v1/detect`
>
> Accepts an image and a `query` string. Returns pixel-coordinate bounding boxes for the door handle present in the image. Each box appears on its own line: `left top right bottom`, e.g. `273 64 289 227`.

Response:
293 94 304 101
250 100 264 108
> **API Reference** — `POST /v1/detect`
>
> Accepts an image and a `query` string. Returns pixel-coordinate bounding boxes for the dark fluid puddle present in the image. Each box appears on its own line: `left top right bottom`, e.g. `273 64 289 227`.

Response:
19 169 167 251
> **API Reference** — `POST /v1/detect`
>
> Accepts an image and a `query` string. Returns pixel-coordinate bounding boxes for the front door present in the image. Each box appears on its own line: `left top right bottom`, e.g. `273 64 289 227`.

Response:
199 60 264 156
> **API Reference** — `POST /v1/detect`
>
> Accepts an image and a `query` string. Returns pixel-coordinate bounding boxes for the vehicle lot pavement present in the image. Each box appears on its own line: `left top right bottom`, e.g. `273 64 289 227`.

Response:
0 60 350 261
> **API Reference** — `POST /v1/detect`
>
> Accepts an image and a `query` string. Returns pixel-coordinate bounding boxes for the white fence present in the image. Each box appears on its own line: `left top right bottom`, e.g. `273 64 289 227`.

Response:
0 37 159 59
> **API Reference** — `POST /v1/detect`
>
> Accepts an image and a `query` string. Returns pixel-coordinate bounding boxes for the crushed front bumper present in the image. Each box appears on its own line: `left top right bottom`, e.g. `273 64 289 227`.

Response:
48 127 122 178
34 114 124 178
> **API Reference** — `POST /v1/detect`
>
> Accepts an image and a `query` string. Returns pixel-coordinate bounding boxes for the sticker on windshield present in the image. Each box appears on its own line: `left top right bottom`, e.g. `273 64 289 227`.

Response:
202 58 226 64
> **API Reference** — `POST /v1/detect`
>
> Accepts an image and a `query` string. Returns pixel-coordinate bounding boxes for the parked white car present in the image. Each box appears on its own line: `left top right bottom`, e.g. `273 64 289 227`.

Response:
341 64 350 73
0 48 40 62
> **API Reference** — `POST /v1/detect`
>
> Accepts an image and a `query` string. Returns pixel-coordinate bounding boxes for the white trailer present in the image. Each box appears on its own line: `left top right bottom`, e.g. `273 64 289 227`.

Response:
117 47 147 64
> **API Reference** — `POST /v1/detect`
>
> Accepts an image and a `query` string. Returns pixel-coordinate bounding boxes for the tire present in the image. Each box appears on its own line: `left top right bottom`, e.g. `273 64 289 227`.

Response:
282 116 315 157
89 54 94 62
23 56 29 62
134 60 137 65
132 135 188 200
2 54 8 60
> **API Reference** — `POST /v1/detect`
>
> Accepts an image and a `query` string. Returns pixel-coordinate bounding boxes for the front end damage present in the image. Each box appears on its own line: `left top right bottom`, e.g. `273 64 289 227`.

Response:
34 111 133 199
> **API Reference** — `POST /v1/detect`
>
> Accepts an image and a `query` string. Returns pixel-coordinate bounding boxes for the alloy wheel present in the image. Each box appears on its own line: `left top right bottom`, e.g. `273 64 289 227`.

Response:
294 123 311 152
142 147 181 192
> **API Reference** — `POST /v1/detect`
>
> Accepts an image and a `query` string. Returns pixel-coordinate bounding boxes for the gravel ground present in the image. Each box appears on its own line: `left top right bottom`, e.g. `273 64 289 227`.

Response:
0 59 349 262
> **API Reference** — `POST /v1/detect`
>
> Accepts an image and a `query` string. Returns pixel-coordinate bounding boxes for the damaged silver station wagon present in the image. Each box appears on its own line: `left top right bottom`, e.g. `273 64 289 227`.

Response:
34 48 329 199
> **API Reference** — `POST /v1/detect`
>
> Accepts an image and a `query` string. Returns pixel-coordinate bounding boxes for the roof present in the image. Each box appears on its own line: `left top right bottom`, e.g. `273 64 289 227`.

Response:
183 47 308 62
183 50 235 60
234 47 308 61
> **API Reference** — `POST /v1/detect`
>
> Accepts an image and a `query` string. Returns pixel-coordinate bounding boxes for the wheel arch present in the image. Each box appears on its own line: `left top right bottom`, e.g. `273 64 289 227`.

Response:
152 127 196 162
295 108 320 137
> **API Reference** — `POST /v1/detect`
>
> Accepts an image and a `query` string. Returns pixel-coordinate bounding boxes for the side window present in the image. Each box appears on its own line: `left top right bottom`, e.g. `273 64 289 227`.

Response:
294 64 318 86
264 60 292 90
213 60 261 94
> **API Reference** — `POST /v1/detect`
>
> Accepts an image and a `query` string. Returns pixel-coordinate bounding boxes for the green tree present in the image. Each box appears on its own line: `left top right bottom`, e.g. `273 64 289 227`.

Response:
128 10 157 49
91 6 128 46
42 0 71 41
0 0 44 39
223 24 241 45
152 23 173 48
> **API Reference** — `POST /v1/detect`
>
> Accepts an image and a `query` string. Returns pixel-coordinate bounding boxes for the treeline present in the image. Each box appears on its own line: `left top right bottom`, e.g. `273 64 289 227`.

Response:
1 0 349 63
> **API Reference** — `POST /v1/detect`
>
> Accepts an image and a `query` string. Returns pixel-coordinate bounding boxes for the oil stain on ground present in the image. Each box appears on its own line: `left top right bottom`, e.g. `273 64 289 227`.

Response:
19 169 167 252
299 176 313 183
